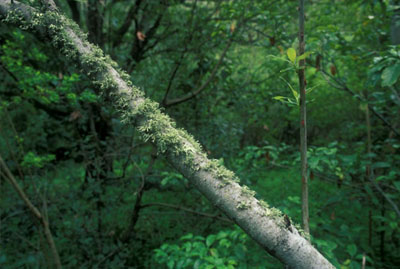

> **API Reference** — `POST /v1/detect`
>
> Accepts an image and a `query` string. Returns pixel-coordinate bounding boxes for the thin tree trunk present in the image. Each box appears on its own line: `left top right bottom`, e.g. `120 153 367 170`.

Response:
365 104 373 248
380 197 385 263
368 206 372 246
298 0 309 237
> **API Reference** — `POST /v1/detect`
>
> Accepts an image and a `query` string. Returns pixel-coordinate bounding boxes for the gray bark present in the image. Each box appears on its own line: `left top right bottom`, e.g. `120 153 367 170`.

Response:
0 1 335 268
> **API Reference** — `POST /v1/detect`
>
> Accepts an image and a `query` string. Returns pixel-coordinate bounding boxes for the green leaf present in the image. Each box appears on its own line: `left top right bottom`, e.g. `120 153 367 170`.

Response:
266 54 291 63
280 77 300 105
297 51 312 61
160 177 169 186
347 244 357 257
181 233 194 240
209 248 218 257
342 259 351 266
287 48 296 63
280 67 296 73
343 35 354 42
306 84 319 94
167 260 175 268
219 238 231 248
381 63 400 87
291 87 299 102
273 96 287 100
206 235 216 247
216 231 228 240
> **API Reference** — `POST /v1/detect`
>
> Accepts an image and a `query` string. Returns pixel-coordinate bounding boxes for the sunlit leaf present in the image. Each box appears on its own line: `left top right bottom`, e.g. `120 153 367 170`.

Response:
297 51 311 61
279 77 300 105
287 48 297 63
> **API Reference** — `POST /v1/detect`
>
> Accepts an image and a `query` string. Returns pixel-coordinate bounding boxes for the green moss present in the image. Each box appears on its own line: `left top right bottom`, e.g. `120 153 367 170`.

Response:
217 182 228 188
294 223 308 239
13 10 132 97
3 9 31 30
237 200 250 210
241 186 256 197
257 200 270 209
115 97 201 170
202 159 240 185
257 199 284 226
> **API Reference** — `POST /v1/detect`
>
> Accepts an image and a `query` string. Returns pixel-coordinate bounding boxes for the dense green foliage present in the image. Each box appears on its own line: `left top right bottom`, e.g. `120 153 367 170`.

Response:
1 0 400 268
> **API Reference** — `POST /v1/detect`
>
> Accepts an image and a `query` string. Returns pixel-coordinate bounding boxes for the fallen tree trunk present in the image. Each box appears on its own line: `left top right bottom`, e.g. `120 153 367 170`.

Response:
0 1 334 268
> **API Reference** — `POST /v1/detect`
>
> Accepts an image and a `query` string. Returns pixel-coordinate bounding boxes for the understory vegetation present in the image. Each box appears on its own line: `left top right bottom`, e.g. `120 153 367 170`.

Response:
1 0 400 268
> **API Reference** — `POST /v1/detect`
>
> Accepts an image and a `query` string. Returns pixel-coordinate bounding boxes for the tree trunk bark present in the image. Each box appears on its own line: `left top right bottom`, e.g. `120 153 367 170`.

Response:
298 0 310 237
0 1 334 268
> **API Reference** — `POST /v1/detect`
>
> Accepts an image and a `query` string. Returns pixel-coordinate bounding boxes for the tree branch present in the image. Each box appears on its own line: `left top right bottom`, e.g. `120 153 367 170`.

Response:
369 176 400 218
319 68 400 137
164 36 234 107
0 155 62 269
112 0 142 48
0 62 70 119
121 150 157 242
161 50 186 106
140 202 233 223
